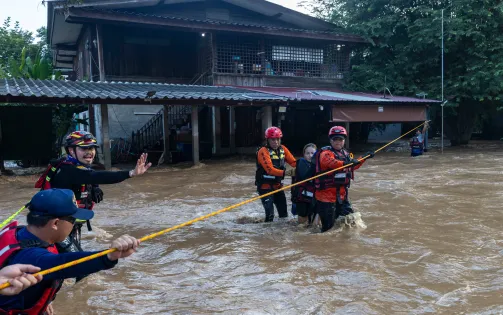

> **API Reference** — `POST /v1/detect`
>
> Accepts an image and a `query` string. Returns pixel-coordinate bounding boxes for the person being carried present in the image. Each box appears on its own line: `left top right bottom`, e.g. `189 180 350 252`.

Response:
35 131 150 259
314 126 374 232
410 121 429 157
255 127 297 222
0 189 140 314
291 143 317 226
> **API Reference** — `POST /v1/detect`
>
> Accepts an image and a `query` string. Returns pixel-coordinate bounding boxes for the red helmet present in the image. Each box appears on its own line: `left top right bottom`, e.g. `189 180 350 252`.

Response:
328 126 348 138
265 127 283 139
65 131 99 148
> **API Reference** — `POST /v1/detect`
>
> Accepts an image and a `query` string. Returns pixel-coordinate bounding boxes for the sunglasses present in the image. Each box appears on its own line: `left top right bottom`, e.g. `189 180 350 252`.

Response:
58 216 77 225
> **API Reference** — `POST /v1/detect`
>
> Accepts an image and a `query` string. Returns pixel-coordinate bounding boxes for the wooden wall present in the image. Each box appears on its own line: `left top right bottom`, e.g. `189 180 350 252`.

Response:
102 25 203 82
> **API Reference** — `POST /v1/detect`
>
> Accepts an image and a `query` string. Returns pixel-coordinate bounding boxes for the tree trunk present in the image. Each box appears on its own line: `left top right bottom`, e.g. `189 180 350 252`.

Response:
445 99 478 146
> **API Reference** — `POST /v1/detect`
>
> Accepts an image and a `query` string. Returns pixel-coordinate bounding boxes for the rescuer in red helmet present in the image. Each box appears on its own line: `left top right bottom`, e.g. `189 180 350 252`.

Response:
313 126 374 232
255 127 296 222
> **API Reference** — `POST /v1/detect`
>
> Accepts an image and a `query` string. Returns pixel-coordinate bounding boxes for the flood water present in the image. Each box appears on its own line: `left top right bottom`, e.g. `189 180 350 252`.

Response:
1 144 503 314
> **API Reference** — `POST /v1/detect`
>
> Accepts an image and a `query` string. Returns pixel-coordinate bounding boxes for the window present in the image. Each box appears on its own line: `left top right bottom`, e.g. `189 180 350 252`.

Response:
272 46 324 64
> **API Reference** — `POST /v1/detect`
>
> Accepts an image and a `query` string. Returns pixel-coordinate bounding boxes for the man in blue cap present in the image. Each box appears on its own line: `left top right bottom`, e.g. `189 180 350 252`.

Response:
0 189 140 314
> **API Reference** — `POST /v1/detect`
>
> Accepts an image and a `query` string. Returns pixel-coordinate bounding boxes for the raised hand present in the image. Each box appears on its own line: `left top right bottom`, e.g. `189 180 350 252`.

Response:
130 153 152 177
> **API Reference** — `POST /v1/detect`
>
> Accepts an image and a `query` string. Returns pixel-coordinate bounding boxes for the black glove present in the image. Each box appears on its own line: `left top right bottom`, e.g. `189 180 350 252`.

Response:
91 186 104 203
344 158 361 166
365 151 375 159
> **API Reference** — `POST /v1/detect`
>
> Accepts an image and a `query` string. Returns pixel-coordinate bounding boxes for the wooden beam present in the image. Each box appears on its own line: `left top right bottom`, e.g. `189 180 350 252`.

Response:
96 25 106 82
57 51 78 57
162 105 172 163
55 61 73 68
262 106 272 134
212 106 221 155
191 105 200 165
229 106 236 154
56 56 74 62
345 122 350 150
96 24 111 170
53 44 77 51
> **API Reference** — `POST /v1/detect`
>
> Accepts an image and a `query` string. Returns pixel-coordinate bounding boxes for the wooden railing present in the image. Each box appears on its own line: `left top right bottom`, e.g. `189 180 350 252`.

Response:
131 105 194 154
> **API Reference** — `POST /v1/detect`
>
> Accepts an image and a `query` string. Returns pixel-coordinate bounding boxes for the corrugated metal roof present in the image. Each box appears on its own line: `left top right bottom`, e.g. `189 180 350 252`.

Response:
0 79 285 104
237 87 439 104
69 8 363 41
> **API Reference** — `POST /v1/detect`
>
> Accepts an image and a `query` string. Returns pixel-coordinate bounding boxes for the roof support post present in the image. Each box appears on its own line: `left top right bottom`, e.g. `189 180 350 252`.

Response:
229 106 236 154
262 105 272 135
96 24 111 169
212 106 221 155
191 105 200 165
345 122 350 150
162 105 172 164
424 106 429 152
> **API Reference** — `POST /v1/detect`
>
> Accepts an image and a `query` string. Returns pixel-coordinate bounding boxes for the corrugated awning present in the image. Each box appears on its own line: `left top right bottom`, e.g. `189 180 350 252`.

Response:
0 79 286 105
235 86 439 104
332 104 427 122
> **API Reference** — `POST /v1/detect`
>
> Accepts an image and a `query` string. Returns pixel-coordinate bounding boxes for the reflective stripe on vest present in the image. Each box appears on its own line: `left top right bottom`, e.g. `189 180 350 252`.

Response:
36 160 95 224
314 146 353 190
255 146 286 186
0 222 62 315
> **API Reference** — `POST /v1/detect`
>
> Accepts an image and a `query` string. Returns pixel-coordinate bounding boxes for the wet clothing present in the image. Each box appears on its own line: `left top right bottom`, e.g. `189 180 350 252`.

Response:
410 135 424 157
0 222 62 315
37 158 130 268
256 145 296 221
295 202 315 223
291 158 316 222
314 147 365 204
255 145 296 190
316 200 354 232
291 158 316 204
258 188 287 222
0 227 118 312
314 146 365 232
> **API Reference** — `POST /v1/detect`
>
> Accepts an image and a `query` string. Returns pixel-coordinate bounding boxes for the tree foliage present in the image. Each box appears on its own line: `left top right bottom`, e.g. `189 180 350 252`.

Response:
0 18 86 158
302 0 503 145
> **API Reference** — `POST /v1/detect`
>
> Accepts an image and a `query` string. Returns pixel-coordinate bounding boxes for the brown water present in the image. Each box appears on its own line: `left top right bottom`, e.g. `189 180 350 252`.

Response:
1 146 503 314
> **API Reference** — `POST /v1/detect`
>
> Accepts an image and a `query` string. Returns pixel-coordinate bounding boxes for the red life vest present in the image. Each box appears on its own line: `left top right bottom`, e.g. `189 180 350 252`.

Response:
0 221 62 315
410 137 424 150
35 159 94 211
314 146 353 190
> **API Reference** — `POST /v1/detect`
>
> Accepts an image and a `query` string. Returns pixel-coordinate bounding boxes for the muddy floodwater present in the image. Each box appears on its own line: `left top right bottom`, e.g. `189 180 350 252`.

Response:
1 145 503 314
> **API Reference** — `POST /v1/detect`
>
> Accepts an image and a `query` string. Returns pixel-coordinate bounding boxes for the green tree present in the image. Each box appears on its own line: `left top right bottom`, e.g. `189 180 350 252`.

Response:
303 0 503 145
0 21 86 159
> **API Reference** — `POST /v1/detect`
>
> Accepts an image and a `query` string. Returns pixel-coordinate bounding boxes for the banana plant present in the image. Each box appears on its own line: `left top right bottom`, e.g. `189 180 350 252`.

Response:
1 46 61 80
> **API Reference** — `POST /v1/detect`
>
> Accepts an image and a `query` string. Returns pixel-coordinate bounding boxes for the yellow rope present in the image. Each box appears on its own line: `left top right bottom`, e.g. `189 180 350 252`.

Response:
0 121 428 290
0 206 26 229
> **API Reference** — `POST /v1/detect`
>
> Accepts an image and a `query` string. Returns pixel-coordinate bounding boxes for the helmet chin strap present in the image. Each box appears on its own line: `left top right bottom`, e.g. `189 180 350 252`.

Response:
66 150 92 168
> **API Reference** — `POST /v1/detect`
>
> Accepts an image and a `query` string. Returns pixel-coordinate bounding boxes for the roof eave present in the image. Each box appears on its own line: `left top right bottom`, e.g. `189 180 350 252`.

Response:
65 8 366 43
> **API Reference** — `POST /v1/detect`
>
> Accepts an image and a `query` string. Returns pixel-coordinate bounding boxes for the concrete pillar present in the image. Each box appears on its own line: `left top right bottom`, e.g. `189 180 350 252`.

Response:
95 24 111 169
212 106 221 155
191 105 200 165
162 105 172 163
229 106 236 154
345 122 350 150
262 105 273 134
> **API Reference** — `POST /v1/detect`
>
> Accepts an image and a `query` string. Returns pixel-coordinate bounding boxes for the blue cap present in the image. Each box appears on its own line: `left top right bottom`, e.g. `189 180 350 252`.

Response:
28 189 94 221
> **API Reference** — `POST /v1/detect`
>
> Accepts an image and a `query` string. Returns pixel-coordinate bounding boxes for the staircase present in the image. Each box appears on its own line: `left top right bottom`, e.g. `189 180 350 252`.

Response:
131 105 195 163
